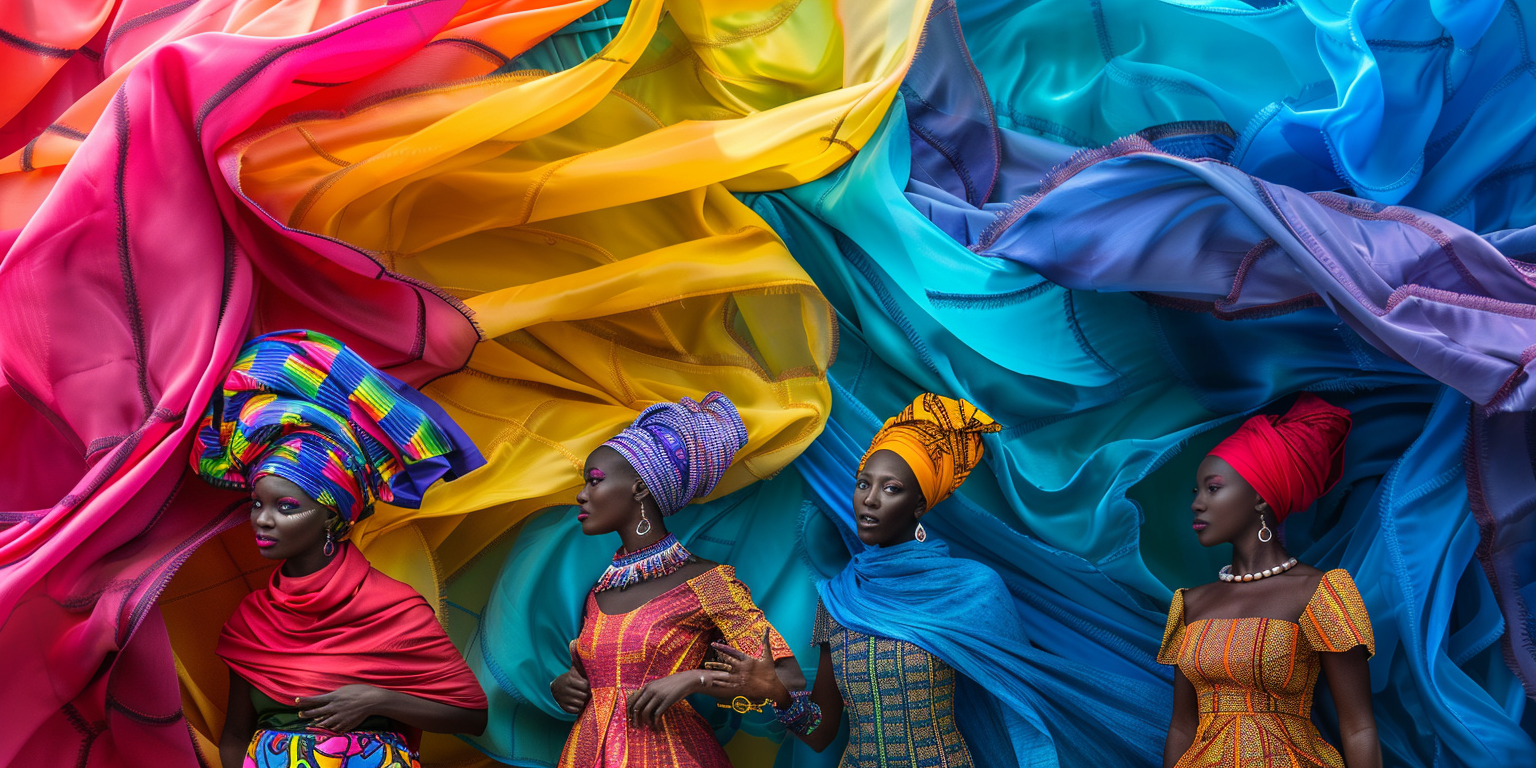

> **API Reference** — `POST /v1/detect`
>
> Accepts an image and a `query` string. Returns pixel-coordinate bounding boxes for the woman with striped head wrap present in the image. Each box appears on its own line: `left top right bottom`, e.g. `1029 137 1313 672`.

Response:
190 329 488 768
546 392 806 768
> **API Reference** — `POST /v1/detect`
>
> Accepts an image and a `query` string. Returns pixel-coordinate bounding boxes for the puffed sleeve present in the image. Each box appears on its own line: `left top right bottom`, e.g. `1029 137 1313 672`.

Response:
691 566 795 661
1156 589 1188 666
1300 569 1375 657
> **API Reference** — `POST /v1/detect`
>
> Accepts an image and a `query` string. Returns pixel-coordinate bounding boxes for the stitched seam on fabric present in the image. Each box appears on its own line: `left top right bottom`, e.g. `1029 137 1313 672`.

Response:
0 26 78 58
684 0 803 48
195 0 456 137
103 0 198 56
112 92 155 416
924 281 1055 309
296 126 350 167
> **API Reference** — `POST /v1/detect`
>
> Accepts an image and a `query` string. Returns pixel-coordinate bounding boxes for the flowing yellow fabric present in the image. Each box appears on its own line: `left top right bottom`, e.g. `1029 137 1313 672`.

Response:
149 0 929 763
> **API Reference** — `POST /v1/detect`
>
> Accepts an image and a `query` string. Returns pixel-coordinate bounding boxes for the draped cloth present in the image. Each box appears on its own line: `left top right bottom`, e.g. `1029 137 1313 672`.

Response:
818 538 1165 767
1207 393 1352 521
192 330 484 524
192 329 483 523
218 542 487 708
0 0 930 761
601 392 749 516
859 393 1000 508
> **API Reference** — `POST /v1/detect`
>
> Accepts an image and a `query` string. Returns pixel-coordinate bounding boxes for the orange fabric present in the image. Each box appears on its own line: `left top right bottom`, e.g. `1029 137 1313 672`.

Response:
860 393 1000 508
1158 570 1375 768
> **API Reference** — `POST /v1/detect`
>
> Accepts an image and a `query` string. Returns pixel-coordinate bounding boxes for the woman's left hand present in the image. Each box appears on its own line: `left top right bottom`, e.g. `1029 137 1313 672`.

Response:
626 672 704 730
705 629 789 705
296 684 390 733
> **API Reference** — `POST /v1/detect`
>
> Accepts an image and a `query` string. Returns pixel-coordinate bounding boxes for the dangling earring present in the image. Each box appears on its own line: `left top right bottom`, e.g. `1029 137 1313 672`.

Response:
914 520 927 543
635 504 653 537
323 527 336 557
1256 502 1273 543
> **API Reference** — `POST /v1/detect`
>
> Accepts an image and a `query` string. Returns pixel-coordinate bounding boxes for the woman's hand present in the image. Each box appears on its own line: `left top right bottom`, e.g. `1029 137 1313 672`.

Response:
705 629 791 708
551 664 591 715
626 672 705 730
295 684 389 733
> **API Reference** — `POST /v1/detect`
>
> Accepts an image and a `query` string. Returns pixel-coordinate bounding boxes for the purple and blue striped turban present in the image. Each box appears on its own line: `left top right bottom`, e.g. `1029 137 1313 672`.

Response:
602 392 749 515
190 330 484 524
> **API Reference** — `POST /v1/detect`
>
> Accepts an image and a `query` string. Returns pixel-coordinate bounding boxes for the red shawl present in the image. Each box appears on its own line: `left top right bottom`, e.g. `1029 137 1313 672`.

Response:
217 544 487 709
1207 393 1353 522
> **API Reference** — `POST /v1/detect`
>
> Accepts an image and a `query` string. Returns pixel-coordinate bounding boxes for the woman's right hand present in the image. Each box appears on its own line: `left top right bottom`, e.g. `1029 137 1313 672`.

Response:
551 665 590 715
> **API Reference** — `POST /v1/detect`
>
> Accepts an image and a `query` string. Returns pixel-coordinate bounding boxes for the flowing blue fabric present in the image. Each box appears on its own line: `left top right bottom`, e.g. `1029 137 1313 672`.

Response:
818 537 1166 766
959 0 1536 232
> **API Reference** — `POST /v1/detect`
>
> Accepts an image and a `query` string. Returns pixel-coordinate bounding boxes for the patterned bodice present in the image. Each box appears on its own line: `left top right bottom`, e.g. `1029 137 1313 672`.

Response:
814 600 972 768
559 566 792 768
1158 569 1375 768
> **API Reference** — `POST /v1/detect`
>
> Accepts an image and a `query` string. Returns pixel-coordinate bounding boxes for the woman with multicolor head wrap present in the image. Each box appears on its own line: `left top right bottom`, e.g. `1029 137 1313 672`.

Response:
1162 394 1379 768
546 391 806 768
190 330 488 768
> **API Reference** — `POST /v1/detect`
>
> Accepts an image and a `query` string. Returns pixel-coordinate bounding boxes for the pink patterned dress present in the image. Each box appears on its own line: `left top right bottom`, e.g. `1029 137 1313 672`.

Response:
559 565 793 768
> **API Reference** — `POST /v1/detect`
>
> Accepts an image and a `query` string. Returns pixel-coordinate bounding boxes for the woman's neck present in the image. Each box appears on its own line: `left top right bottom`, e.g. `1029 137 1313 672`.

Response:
281 544 339 578
616 515 669 554
1228 536 1291 576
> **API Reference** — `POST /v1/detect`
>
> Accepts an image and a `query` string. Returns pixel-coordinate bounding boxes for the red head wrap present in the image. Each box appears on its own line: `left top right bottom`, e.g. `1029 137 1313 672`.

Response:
1206 393 1352 522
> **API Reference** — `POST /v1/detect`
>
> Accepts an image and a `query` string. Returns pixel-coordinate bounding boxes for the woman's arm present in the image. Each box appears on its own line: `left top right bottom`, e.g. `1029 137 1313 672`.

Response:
296 686 487 736
1320 646 1381 768
1162 667 1196 768
220 672 258 768
706 631 843 752
790 643 844 752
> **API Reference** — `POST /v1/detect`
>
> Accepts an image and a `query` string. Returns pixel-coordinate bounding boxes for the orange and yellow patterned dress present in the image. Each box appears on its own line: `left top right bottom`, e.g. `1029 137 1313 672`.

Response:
1158 569 1375 768
558 565 794 768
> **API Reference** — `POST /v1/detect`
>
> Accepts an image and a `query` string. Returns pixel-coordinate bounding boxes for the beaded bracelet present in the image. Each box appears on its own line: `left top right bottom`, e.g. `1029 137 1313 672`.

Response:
774 689 822 736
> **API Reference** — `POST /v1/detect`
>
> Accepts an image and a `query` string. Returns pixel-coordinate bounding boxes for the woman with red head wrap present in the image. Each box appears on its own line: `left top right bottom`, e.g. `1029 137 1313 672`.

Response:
1159 394 1380 768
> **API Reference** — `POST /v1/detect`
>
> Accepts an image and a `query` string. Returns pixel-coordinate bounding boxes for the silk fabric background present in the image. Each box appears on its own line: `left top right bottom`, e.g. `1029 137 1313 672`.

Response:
2 0 1536 766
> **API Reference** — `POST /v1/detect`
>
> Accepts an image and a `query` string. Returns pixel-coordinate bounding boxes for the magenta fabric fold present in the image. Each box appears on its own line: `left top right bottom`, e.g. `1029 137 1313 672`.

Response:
0 2 477 765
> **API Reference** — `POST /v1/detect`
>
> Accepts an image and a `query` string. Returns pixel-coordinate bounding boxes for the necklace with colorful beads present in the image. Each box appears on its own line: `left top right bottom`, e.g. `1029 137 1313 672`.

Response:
594 534 695 593
1219 556 1298 583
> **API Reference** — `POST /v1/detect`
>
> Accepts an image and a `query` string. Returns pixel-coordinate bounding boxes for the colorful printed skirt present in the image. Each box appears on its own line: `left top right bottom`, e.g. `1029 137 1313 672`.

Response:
245 728 420 768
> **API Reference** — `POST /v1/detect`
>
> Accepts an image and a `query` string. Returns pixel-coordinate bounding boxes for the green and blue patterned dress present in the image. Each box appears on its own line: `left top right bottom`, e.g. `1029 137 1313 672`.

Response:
814 600 972 768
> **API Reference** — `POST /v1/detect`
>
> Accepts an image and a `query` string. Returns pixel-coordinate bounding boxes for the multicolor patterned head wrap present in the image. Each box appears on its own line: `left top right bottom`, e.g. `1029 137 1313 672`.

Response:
1207 393 1352 522
860 393 1001 509
191 330 484 525
601 392 749 516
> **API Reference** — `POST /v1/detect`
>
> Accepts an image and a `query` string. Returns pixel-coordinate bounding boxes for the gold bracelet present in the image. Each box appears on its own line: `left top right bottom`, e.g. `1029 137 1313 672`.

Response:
717 696 771 714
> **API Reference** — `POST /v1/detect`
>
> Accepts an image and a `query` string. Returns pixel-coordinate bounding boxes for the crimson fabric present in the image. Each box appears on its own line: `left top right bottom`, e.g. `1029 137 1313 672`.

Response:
217 543 487 709
1207 394 1353 522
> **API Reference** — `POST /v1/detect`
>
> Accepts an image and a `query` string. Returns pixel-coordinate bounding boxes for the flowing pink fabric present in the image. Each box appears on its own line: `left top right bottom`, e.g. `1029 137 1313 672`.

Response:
0 2 479 765
1207 394 1354 522
219 543 487 708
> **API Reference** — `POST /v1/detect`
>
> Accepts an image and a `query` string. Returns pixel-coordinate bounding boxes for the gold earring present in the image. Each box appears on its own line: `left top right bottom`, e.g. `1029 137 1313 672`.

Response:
1256 502 1273 543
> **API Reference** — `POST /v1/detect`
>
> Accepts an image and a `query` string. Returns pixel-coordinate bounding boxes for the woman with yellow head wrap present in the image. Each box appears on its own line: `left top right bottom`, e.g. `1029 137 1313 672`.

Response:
705 394 1042 766
857 393 1001 542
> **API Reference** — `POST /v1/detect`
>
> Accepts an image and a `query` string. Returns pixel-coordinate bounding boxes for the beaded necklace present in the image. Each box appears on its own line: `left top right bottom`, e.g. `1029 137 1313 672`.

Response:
594 534 695 593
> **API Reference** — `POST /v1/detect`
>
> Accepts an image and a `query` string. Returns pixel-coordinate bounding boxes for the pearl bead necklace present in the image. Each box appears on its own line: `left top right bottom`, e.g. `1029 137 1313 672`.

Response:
1219 557 1298 583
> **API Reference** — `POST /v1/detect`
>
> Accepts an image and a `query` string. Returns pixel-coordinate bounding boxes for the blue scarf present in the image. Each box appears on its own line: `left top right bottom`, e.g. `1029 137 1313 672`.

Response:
819 537 1165 767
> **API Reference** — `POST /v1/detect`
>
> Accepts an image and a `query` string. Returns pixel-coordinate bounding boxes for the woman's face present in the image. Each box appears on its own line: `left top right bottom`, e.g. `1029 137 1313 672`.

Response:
250 475 338 561
1190 455 1263 547
575 447 644 537
854 449 926 546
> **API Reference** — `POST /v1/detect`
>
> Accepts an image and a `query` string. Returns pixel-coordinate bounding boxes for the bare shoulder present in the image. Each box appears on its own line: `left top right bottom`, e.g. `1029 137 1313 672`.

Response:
1180 582 1219 616
677 558 720 581
1284 563 1327 594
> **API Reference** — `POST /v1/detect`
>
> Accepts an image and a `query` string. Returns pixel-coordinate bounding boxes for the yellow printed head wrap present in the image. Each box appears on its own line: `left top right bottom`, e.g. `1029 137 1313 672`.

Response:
859 394 1002 509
